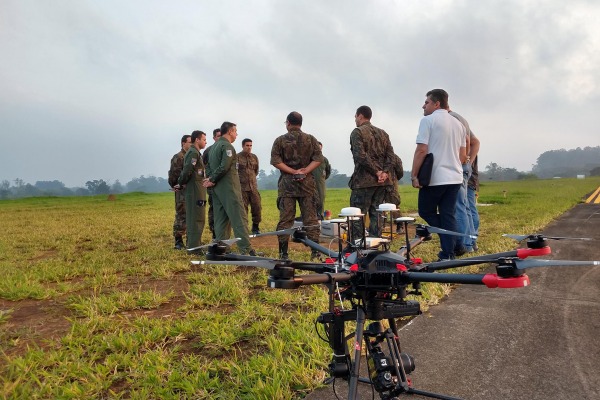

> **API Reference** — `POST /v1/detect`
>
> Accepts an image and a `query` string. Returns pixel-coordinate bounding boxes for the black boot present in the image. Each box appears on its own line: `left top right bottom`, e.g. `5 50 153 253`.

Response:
278 242 289 260
174 236 184 250
310 250 321 260
395 222 404 234
251 223 261 235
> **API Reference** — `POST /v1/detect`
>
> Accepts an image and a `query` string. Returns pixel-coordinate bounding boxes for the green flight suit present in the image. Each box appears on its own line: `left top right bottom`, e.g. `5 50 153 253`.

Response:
206 137 252 253
178 146 207 249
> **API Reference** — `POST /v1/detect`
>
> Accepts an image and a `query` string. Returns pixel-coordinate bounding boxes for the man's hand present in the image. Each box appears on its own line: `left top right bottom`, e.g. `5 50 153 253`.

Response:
376 170 389 183
202 178 215 188
411 177 421 189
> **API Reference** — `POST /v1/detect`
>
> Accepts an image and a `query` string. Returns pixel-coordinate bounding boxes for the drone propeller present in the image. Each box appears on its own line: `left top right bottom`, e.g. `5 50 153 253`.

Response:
502 234 592 241
513 259 600 270
191 259 280 269
416 224 478 239
187 238 240 252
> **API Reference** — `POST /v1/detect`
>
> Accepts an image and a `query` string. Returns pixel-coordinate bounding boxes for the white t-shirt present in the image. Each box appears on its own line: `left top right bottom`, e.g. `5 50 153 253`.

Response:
416 109 466 186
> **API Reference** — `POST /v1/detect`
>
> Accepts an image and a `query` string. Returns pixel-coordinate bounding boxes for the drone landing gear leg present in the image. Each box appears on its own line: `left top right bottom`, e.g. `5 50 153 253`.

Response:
362 318 463 400
347 307 367 400
384 319 463 400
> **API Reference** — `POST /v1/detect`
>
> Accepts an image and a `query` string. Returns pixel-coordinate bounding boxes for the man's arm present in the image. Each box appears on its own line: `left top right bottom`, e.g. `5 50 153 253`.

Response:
350 129 380 176
410 143 429 188
459 146 467 164
273 162 297 175
324 158 331 179
177 152 193 186
207 145 234 184
469 132 480 163
169 154 183 188
299 160 321 175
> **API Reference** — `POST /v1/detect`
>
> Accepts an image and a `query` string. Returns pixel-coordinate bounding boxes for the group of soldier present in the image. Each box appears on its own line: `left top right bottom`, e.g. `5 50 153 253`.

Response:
167 112 332 258
168 95 480 261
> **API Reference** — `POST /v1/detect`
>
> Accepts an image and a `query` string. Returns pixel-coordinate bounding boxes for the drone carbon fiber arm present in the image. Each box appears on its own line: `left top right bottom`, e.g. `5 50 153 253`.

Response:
423 247 552 272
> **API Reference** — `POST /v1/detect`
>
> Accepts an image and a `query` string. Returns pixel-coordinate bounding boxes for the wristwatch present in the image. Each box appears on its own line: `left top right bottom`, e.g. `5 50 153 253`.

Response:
411 176 418 181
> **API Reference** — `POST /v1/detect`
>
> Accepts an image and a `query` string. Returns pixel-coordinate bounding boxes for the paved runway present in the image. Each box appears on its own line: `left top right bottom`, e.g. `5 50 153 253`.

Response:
305 203 600 400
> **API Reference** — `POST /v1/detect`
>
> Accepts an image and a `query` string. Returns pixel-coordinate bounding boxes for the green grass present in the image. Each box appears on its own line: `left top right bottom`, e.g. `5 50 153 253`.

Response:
0 178 599 399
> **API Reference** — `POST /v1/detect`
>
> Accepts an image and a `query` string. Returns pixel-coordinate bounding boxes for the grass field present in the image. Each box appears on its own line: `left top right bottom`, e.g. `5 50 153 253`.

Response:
1 178 599 399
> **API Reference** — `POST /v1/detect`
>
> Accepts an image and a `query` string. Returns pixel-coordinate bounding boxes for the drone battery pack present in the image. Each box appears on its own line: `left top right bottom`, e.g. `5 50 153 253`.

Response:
368 300 421 320
320 219 346 237
364 237 390 248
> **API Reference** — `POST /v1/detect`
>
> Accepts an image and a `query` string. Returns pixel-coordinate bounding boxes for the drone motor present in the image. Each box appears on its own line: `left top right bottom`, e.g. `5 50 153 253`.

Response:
525 235 549 249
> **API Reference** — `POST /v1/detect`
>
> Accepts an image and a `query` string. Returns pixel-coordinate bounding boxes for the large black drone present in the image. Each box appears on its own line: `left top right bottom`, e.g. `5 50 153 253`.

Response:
189 205 597 400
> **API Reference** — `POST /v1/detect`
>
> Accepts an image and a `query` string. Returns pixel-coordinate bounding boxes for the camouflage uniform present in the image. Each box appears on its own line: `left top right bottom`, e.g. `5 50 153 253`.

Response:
237 151 262 230
202 145 216 239
311 156 331 220
384 153 404 233
270 129 324 247
178 147 207 249
206 137 252 254
349 121 395 238
384 153 403 207
168 149 186 245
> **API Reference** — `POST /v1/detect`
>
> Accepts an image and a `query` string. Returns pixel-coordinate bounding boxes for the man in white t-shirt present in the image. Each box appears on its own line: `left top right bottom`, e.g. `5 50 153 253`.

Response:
411 89 467 260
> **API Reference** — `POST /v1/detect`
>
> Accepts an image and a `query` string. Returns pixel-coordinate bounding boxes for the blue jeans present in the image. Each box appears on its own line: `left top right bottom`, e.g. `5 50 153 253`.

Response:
418 184 461 260
467 186 480 246
455 164 475 251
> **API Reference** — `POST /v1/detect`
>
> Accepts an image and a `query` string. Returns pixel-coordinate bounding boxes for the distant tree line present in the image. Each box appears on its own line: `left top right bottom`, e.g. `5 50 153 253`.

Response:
476 146 600 182
531 146 600 179
0 176 169 200
2 147 597 199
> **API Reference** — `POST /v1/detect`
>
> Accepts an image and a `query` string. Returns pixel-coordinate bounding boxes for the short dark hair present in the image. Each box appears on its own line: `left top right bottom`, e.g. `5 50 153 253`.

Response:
181 134 191 144
286 111 302 126
356 105 372 120
220 121 236 135
191 130 205 143
426 89 449 109
213 128 221 138
242 138 252 146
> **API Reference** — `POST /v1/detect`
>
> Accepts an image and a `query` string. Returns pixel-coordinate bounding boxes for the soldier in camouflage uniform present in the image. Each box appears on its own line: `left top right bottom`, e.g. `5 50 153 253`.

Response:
203 122 256 255
349 105 395 242
168 134 192 249
238 138 262 234
202 128 221 240
311 141 331 220
176 131 207 251
384 153 404 233
271 111 324 259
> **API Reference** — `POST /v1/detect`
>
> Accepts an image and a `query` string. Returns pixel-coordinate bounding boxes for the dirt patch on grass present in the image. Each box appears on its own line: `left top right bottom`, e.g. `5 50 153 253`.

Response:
27 249 59 261
0 297 72 357
0 274 192 358
247 235 309 251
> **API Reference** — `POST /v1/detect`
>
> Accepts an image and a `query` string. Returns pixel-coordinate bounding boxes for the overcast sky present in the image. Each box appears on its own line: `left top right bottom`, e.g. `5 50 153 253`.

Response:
1 0 599 187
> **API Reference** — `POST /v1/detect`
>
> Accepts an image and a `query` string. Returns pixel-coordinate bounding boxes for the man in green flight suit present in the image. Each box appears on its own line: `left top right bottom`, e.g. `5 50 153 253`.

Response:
176 130 207 252
203 121 256 255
